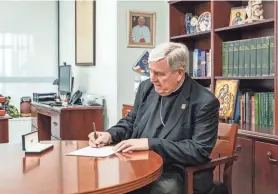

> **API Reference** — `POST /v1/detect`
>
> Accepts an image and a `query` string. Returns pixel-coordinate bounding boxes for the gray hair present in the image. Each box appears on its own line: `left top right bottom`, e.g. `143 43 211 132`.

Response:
148 42 189 70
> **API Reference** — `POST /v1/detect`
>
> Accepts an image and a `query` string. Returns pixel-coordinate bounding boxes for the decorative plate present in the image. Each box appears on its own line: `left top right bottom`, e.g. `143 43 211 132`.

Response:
190 16 199 27
197 12 211 32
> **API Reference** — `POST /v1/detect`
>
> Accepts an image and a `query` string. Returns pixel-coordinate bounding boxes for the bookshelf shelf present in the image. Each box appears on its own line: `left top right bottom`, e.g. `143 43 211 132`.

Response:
215 76 275 80
239 123 275 135
215 18 274 33
192 76 211 80
170 31 210 41
238 129 278 142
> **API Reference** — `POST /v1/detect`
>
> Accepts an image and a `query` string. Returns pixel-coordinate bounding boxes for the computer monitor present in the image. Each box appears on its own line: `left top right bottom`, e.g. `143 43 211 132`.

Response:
59 65 71 93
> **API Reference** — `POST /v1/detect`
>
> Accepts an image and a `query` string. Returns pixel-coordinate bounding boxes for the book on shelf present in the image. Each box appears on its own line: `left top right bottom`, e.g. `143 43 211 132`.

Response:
189 49 211 78
222 36 274 77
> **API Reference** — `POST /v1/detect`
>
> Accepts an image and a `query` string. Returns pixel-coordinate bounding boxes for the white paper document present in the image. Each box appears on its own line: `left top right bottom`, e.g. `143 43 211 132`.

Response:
65 146 115 157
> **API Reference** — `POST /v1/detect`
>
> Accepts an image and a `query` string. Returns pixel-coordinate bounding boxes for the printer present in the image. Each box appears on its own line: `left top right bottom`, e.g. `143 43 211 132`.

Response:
33 93 57 103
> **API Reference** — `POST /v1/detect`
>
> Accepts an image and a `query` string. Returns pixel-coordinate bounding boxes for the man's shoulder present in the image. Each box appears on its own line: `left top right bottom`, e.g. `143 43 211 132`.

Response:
190 80 219 106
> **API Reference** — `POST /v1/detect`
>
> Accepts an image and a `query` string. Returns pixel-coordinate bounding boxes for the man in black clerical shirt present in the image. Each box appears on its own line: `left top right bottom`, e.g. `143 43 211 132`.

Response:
88 42 220 194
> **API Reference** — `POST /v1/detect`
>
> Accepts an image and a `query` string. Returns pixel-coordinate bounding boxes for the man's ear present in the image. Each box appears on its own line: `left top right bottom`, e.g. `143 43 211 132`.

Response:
176 68 185 81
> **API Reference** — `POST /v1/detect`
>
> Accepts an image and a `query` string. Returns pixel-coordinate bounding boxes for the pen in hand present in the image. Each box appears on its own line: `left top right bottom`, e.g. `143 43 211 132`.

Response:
92 122 99 147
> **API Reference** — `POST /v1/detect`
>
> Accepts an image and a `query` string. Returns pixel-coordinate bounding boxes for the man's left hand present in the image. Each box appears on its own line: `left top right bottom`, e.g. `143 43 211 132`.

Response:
113 138 149 153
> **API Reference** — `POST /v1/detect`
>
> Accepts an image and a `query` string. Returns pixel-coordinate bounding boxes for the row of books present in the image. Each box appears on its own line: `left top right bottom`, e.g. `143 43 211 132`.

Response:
188 49 211 78
222 36 274 77
240 91 274 127
226 91 274 134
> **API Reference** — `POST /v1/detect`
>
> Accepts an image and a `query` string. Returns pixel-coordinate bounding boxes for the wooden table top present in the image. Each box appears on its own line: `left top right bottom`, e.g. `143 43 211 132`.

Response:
0 140 163 194
0 115 12 120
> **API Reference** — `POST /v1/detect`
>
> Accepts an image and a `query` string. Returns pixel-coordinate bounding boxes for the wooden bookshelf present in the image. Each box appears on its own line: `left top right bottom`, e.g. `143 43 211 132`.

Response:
169 0 277 135
169 1 277 194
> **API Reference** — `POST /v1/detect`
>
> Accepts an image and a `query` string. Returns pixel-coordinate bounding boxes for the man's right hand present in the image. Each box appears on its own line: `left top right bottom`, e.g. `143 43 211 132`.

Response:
88 132 112 148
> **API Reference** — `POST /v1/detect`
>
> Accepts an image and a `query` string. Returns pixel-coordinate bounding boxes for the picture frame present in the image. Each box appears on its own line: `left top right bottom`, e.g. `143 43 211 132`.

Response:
127 11 156 48
75 0 96 66
229 6 246 26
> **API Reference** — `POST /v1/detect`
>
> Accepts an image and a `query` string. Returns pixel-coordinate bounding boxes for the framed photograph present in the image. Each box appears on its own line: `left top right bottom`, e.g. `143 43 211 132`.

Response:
127 11 156 48
229 7 246 26
75 0 96 66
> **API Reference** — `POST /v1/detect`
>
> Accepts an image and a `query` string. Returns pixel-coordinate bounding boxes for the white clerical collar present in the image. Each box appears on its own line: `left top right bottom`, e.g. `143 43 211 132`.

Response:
173 77 185 93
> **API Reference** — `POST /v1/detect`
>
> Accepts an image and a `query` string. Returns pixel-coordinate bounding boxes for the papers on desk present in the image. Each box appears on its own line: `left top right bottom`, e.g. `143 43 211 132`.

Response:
65 146 115 157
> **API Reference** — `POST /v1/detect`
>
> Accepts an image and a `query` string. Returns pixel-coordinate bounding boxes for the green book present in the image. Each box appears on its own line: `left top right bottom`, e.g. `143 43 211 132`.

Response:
263 93 268 126
233 41 239 76
250 38 257 76
238 40 245 76
259 93 263 126
228 41 234 76
254 93 259 125
269 36 274 76
268 93 274 127
262 37 270 76
222 42 229 76
244 39 251 76
256 38 262 76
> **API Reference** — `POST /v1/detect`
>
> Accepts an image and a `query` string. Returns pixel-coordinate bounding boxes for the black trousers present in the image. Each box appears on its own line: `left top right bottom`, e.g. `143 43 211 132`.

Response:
128 167 216 194
128 169 184 194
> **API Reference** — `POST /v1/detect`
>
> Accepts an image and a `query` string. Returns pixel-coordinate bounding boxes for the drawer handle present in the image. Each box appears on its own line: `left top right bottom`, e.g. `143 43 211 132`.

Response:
267 151 278 165
53 122 58 126
235 145 242 152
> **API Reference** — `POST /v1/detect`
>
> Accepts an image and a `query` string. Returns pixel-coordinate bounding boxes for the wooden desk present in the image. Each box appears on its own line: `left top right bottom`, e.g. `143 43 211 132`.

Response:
0 140 163 194
0 116 11 143
31 102 104 141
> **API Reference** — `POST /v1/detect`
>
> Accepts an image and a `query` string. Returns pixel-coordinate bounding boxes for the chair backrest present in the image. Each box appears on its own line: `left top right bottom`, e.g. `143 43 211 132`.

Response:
210 123 239 157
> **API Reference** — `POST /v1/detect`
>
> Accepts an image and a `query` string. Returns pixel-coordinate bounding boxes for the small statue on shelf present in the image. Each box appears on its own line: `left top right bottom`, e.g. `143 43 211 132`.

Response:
245 0 264 23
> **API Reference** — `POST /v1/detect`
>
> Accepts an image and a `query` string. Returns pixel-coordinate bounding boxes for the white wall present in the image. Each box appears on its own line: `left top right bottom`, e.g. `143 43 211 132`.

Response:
117 1 169 119
59 0 168 128
59 0 117 128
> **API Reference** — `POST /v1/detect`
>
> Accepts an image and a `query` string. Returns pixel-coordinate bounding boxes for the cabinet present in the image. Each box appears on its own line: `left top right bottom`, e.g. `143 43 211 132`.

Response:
0 116 11 143
31 102 104 141
232 137 253 194
254 141 278 194
235 131 278 194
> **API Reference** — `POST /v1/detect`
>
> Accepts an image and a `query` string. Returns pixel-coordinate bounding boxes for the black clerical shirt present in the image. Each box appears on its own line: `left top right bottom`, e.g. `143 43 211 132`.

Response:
140 80 185 139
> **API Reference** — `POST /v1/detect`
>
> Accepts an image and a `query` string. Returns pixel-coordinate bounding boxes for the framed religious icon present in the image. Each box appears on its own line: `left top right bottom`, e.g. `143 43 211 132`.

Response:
229 7 246 26
75 0 96 66
215 80 239 120
127 11 156 48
